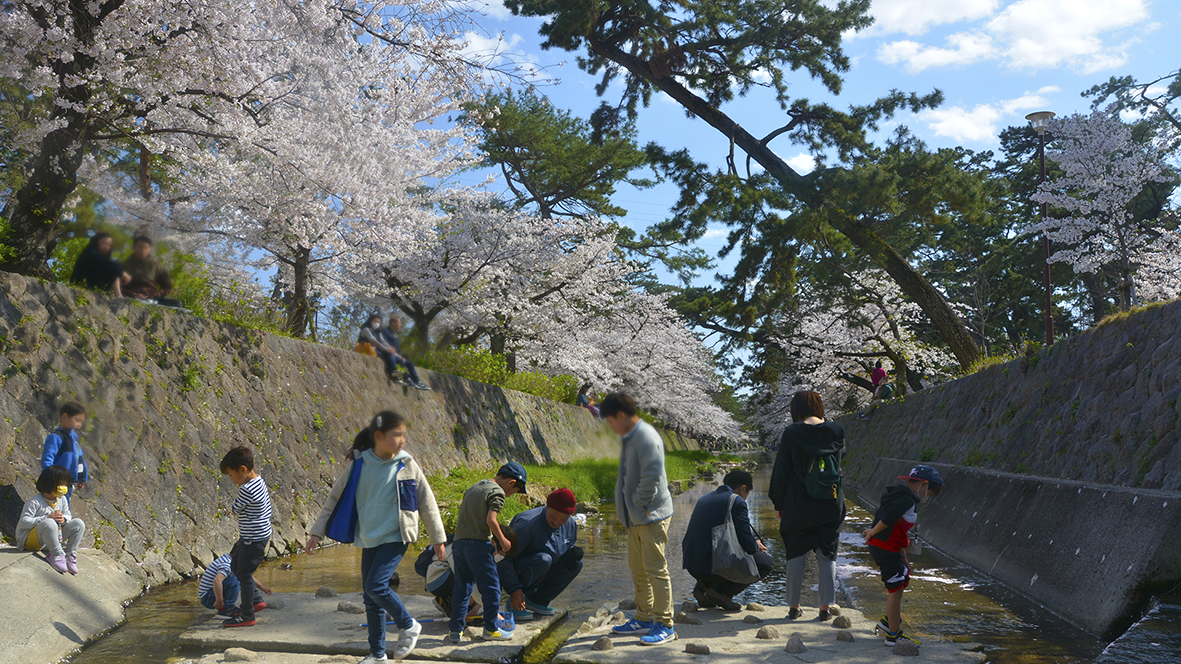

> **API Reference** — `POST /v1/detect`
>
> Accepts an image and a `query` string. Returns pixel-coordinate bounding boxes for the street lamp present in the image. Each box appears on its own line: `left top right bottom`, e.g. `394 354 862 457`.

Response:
1026 110 1056 346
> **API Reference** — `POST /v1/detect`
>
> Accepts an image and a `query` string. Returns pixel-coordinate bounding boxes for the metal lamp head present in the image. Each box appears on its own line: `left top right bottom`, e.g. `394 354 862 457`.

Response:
1025 111 1056 134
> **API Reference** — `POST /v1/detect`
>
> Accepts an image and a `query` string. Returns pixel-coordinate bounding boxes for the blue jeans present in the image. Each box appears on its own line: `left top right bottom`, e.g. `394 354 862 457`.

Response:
512 549 583 606
199 575 263 610
451 539 500 633
362 542 412 657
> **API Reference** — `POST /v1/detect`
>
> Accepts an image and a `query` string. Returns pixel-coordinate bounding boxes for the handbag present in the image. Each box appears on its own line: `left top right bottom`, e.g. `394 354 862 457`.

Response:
325 455 364 543
710 493 760 584
353 341 377 357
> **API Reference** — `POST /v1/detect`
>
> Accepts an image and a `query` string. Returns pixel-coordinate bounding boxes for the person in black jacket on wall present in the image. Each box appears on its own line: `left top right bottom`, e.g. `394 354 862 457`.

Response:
682 469 772 611
70 233 129 297
768 390 846 622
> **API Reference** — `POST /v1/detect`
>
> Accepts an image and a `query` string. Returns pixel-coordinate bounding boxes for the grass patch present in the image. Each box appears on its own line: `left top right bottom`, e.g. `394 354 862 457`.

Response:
960 353 1016 377
426 450 741 530
1095 299 1173 328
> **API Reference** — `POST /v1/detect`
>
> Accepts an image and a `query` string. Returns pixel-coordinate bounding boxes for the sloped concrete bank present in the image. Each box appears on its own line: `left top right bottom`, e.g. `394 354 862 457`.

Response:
0 271 694 586
839 298 1181 492
859 458 1181 639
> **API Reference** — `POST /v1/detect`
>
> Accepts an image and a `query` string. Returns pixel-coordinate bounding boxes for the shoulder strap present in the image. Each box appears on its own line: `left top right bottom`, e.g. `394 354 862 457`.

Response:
724 492 738 523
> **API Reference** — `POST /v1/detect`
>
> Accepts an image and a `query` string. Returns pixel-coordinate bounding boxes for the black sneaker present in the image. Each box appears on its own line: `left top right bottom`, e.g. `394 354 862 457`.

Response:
222 614 256 628
216 608 238 620
703 587 741 611
692 583 716 608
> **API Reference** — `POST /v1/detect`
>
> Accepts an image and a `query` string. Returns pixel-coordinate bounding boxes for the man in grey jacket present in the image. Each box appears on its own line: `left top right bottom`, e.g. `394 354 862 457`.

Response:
605 392 676 645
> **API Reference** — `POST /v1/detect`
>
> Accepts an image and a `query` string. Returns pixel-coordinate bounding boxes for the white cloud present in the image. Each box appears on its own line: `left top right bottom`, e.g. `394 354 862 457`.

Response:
877 32 996 73
873 0 1151 74
987 0 1148 71
918 90 1053 143
859 0 1001 37
786 153 816 174
702 228 728 240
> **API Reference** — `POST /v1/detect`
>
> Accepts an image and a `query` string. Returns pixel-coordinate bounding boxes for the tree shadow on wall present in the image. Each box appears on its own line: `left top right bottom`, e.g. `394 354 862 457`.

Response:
0 483 23 540
433 373 554 466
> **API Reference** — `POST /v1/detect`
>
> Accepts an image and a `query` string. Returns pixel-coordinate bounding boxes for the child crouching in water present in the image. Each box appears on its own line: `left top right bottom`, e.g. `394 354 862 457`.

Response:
862 464 945 647
306 411 446 663
17 465 86 575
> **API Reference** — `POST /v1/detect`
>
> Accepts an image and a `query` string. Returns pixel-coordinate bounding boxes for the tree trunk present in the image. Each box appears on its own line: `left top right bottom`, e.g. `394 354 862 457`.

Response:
587 38 982 370
285 246 311 338
1080 272 1108 324
0 0 115 277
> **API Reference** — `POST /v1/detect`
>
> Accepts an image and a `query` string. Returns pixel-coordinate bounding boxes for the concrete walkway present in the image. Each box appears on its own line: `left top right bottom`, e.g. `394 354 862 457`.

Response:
554 603 987 664
177 591 565 661
0 547 142 664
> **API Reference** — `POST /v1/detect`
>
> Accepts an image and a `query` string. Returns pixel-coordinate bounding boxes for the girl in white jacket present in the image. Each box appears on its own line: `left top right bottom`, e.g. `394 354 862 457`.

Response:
17 465 86 575
305 411 446 663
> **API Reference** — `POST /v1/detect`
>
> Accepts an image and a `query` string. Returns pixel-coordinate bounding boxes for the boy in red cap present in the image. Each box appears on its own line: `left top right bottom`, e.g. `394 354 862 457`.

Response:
862 464 945 647
498 487 584 621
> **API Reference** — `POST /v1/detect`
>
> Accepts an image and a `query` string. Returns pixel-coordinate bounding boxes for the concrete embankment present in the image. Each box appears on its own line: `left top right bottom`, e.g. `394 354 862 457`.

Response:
859 458 1181 638
0 547 141 664
0 271 705 585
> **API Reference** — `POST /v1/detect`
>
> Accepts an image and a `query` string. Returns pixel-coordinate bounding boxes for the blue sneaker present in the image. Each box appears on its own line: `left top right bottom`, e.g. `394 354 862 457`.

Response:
481 627 514 641
447 631 462 644
524 599 556 616
640 622 677 645
512 608 535 622
612 617 654 634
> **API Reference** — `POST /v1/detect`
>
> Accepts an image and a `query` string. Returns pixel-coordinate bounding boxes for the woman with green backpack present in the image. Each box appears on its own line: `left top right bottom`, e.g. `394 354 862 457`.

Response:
768 391 846 622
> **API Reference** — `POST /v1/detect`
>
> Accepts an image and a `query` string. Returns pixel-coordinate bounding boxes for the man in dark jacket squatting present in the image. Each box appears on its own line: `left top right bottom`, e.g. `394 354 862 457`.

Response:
682 469 773 610
499 488 584 621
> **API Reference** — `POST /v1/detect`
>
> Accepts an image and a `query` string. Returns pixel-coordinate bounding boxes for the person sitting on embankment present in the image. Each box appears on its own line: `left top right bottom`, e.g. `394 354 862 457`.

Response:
17 465 86 575
499 488 584 622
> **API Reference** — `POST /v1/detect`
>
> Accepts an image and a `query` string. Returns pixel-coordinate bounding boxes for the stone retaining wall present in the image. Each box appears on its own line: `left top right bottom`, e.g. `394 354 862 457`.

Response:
838 299 1181 492
860 459 1181 638
0 272 673 584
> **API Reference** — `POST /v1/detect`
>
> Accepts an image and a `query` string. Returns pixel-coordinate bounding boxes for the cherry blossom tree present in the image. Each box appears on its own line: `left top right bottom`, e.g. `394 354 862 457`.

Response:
1030 108 1175 311
0 0 482 278
1137 230 1181 303
751 270 956 441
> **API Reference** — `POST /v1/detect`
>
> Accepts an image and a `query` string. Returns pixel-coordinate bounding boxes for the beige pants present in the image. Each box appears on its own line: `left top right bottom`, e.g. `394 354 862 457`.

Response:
626 518 674 627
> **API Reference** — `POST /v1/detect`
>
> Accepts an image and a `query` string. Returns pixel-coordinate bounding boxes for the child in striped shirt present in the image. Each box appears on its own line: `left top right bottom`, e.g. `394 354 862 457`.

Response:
220 445 273 627
198 553 272 617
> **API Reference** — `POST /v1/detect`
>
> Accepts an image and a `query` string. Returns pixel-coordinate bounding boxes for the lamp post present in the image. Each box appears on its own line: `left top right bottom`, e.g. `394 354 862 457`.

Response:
1026 110 1056 346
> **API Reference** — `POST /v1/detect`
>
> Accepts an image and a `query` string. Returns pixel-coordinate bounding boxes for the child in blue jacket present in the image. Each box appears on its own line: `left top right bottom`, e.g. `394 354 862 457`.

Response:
41 402 89 497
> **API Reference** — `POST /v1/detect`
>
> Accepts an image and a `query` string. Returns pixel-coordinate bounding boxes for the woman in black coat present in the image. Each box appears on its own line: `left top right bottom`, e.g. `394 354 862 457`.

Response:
767 390 846 621
70 233 127 297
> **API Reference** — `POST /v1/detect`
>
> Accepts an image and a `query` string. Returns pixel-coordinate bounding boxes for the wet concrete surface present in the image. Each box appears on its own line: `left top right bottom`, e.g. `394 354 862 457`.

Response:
176 591 564 661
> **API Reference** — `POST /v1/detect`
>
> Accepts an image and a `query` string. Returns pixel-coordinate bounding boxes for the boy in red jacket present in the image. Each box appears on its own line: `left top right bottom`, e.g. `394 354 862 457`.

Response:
862 465 944 647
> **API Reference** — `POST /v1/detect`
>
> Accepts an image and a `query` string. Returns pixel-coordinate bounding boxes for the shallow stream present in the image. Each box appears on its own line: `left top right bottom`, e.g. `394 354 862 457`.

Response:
68 461 1116 663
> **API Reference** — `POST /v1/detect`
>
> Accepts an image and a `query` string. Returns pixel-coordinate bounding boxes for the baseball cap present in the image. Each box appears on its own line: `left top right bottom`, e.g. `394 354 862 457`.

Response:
498 461 527 489
546 488 577 515
899 464 943 486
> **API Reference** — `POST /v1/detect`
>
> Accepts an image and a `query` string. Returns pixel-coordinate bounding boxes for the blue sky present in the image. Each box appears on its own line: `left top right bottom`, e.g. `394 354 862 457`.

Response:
447 0 1180 293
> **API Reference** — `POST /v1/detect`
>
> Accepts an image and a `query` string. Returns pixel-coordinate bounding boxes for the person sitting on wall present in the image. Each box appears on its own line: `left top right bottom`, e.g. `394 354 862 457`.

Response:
381 316 430 391
860 362 895 421
121 235 173 300
70 232 129 297
499 488 584 621
682 469 772 611
576 386 600 418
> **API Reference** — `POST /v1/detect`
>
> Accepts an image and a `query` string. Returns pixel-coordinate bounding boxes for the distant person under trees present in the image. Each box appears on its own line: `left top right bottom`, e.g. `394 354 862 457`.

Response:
576 386 599 417
70 233 129 297
383 317 430 391
121 236 173 300
860 361 895 420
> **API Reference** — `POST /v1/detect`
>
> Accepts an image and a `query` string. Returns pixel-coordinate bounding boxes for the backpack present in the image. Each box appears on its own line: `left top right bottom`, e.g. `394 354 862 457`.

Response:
801 451 842 500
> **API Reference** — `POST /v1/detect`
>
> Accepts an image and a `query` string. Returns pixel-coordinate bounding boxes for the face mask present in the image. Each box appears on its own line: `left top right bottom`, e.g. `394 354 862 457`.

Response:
54 485 69 498
370 322 381 330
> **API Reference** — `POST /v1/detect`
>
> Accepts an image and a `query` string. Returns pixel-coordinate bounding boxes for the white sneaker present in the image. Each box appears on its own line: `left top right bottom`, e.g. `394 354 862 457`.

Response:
359 655 388 664
392 619 422 660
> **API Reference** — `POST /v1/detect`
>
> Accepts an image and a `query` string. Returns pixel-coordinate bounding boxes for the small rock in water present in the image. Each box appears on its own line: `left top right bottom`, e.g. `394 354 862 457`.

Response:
224 648 260 662
681 600 699 613
831 615 852 629
755 626 780 640
836 631 855 643
743 614 763 624
576 622 596 635
676 610 702 625
315 586 338 598
618 599 638 611
280 562 293 570
594 607 611 619
745 602 766 612
337 601 364 614
685 643 710 655
592 636 615 651
177 599 191 606
894 640 920 656
610 611 627 625
785 634 807 654
576 501 599 514
828 605 841 616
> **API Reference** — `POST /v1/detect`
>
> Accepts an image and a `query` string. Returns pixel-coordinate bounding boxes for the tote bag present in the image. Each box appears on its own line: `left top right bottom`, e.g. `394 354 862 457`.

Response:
326 456 364 543
710 493 760 584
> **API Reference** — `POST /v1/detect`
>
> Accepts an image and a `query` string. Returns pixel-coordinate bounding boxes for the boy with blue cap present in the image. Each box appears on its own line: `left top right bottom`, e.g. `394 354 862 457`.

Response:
449 462 527 643
862 464 944 647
